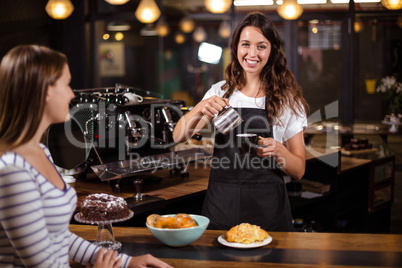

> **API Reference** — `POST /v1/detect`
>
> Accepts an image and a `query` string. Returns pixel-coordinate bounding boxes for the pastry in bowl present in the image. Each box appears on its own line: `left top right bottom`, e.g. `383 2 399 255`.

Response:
146 213 197 229
146 214 209 247
225 223 268 244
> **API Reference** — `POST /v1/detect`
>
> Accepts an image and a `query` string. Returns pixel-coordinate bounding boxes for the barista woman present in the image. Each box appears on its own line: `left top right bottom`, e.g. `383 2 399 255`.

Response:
173 12 308 231
0 45 172 268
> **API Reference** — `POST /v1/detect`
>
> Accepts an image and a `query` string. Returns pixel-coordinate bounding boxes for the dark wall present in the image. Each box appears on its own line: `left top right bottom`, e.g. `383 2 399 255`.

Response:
0 0 55 58
0 0 87 90
355 15 402 122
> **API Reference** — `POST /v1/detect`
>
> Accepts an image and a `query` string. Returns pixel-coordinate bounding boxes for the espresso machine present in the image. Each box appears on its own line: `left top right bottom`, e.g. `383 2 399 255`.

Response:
46 85 211 192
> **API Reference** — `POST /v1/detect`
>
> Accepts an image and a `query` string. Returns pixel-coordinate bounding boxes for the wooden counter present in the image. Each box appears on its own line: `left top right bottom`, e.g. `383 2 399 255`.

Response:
69 224 402 268
75 147 335 202
72 146 393 232
75 163 210 205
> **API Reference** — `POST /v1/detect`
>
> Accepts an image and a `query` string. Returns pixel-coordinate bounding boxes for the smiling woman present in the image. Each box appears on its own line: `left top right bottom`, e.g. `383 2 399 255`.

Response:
173 12 309 232
0 45 172 268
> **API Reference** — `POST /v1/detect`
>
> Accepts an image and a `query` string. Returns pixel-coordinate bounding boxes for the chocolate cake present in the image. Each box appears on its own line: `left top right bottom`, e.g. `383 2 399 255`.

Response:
79 193 130 221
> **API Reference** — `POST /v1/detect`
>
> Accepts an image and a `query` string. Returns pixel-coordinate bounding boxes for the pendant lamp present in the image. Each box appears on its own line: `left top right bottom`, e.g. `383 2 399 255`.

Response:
156 18 170 37
381 0 402 10
219 21 231 38
45 0 74 20
193 27 207 43
135 0 161 24
104 0 130 4
354 19 364 33
175 32 186 44
204 0 232 13
277 0 303 20
179 17 195 33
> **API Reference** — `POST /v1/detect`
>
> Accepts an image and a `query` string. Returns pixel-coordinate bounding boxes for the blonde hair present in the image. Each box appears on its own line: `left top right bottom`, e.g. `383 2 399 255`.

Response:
0 45 67 155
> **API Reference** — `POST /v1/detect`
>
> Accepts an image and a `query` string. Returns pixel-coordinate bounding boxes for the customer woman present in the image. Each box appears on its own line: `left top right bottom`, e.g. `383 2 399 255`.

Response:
0 45 172 268
173 12 309 231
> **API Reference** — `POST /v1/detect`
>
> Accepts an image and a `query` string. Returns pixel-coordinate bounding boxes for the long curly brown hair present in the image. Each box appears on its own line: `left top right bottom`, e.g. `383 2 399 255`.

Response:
222 11 309 125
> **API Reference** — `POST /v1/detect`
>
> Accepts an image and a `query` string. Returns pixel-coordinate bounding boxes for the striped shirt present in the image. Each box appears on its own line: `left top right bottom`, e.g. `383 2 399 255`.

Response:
0 144 131 267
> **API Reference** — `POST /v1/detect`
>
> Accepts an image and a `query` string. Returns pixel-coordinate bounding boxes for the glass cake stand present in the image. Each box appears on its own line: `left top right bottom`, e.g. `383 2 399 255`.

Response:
74 210 134 250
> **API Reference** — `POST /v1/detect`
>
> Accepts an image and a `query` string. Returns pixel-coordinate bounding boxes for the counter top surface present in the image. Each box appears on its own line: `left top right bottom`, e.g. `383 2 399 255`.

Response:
69 224 402 268
76 147 339 200
305 123 402 135
75 163 210 203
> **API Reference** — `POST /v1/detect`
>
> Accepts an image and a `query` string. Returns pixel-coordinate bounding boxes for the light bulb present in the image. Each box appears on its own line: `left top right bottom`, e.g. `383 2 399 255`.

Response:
104 0 130 4
277 0 303 20
175 33 186 44
156 19 170 37
193 27 207 43
135 0 161 24
45 0 74 20
179 17 195 33
354 20 364 33
219 21 231 38
380 0 402 10
115 32 124 41
204 0 232 13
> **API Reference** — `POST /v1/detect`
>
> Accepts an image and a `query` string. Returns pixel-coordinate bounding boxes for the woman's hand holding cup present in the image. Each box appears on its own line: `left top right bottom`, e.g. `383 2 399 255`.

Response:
257 136 278 158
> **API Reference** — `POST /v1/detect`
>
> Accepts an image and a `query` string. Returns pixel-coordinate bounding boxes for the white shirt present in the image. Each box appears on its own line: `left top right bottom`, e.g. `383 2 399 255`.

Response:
202 80 307 143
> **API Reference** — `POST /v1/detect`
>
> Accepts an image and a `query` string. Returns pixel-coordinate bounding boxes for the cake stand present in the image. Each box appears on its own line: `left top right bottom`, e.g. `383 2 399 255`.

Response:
382 120 402 133
74 210 134 250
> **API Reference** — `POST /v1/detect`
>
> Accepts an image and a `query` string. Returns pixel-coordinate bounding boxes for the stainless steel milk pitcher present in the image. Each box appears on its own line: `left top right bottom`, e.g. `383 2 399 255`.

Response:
212 106 243 134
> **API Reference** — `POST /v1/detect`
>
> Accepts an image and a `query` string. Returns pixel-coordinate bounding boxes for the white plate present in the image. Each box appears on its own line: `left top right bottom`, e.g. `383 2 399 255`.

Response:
217 235 272 249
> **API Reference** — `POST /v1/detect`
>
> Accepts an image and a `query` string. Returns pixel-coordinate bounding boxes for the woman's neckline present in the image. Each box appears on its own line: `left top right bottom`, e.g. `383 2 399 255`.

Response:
237 89 266 100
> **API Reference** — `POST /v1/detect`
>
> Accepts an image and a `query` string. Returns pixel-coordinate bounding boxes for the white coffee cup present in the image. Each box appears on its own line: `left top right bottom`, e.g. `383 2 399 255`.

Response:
123 93 144 105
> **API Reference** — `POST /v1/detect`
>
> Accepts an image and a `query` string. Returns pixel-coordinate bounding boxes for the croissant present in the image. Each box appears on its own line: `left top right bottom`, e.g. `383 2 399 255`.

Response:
147 213 198 229
225 223 268 244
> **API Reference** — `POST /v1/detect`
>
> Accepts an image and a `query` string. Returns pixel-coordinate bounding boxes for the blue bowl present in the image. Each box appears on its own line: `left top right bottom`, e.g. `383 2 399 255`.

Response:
146 214 210 247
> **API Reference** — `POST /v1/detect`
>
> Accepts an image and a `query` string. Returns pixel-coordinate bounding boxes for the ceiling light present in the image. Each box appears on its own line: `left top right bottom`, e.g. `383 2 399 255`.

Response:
135 0 161 24
115 32 124 41
381 0 402 9
140 24 158 36
234 0 274 5
204 0 232 13
219 21 231 38
277 0 303 20
45 0 74 20
107 22 131 31
354 19 364 32
175 32 186 44
179 17 195 33
311 26 318 33
104 0 130 4
298 0 326 3
277 0 326 4
193 27 208 43
330 0 380 2
156 19 169 37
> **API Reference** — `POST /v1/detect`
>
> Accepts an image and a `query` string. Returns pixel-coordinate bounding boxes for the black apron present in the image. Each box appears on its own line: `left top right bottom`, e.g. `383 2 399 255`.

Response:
202 103 294 232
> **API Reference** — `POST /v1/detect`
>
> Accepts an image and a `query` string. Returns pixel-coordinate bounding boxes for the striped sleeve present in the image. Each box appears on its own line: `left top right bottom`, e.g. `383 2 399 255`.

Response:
0 165 66 267
68 232 131 267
